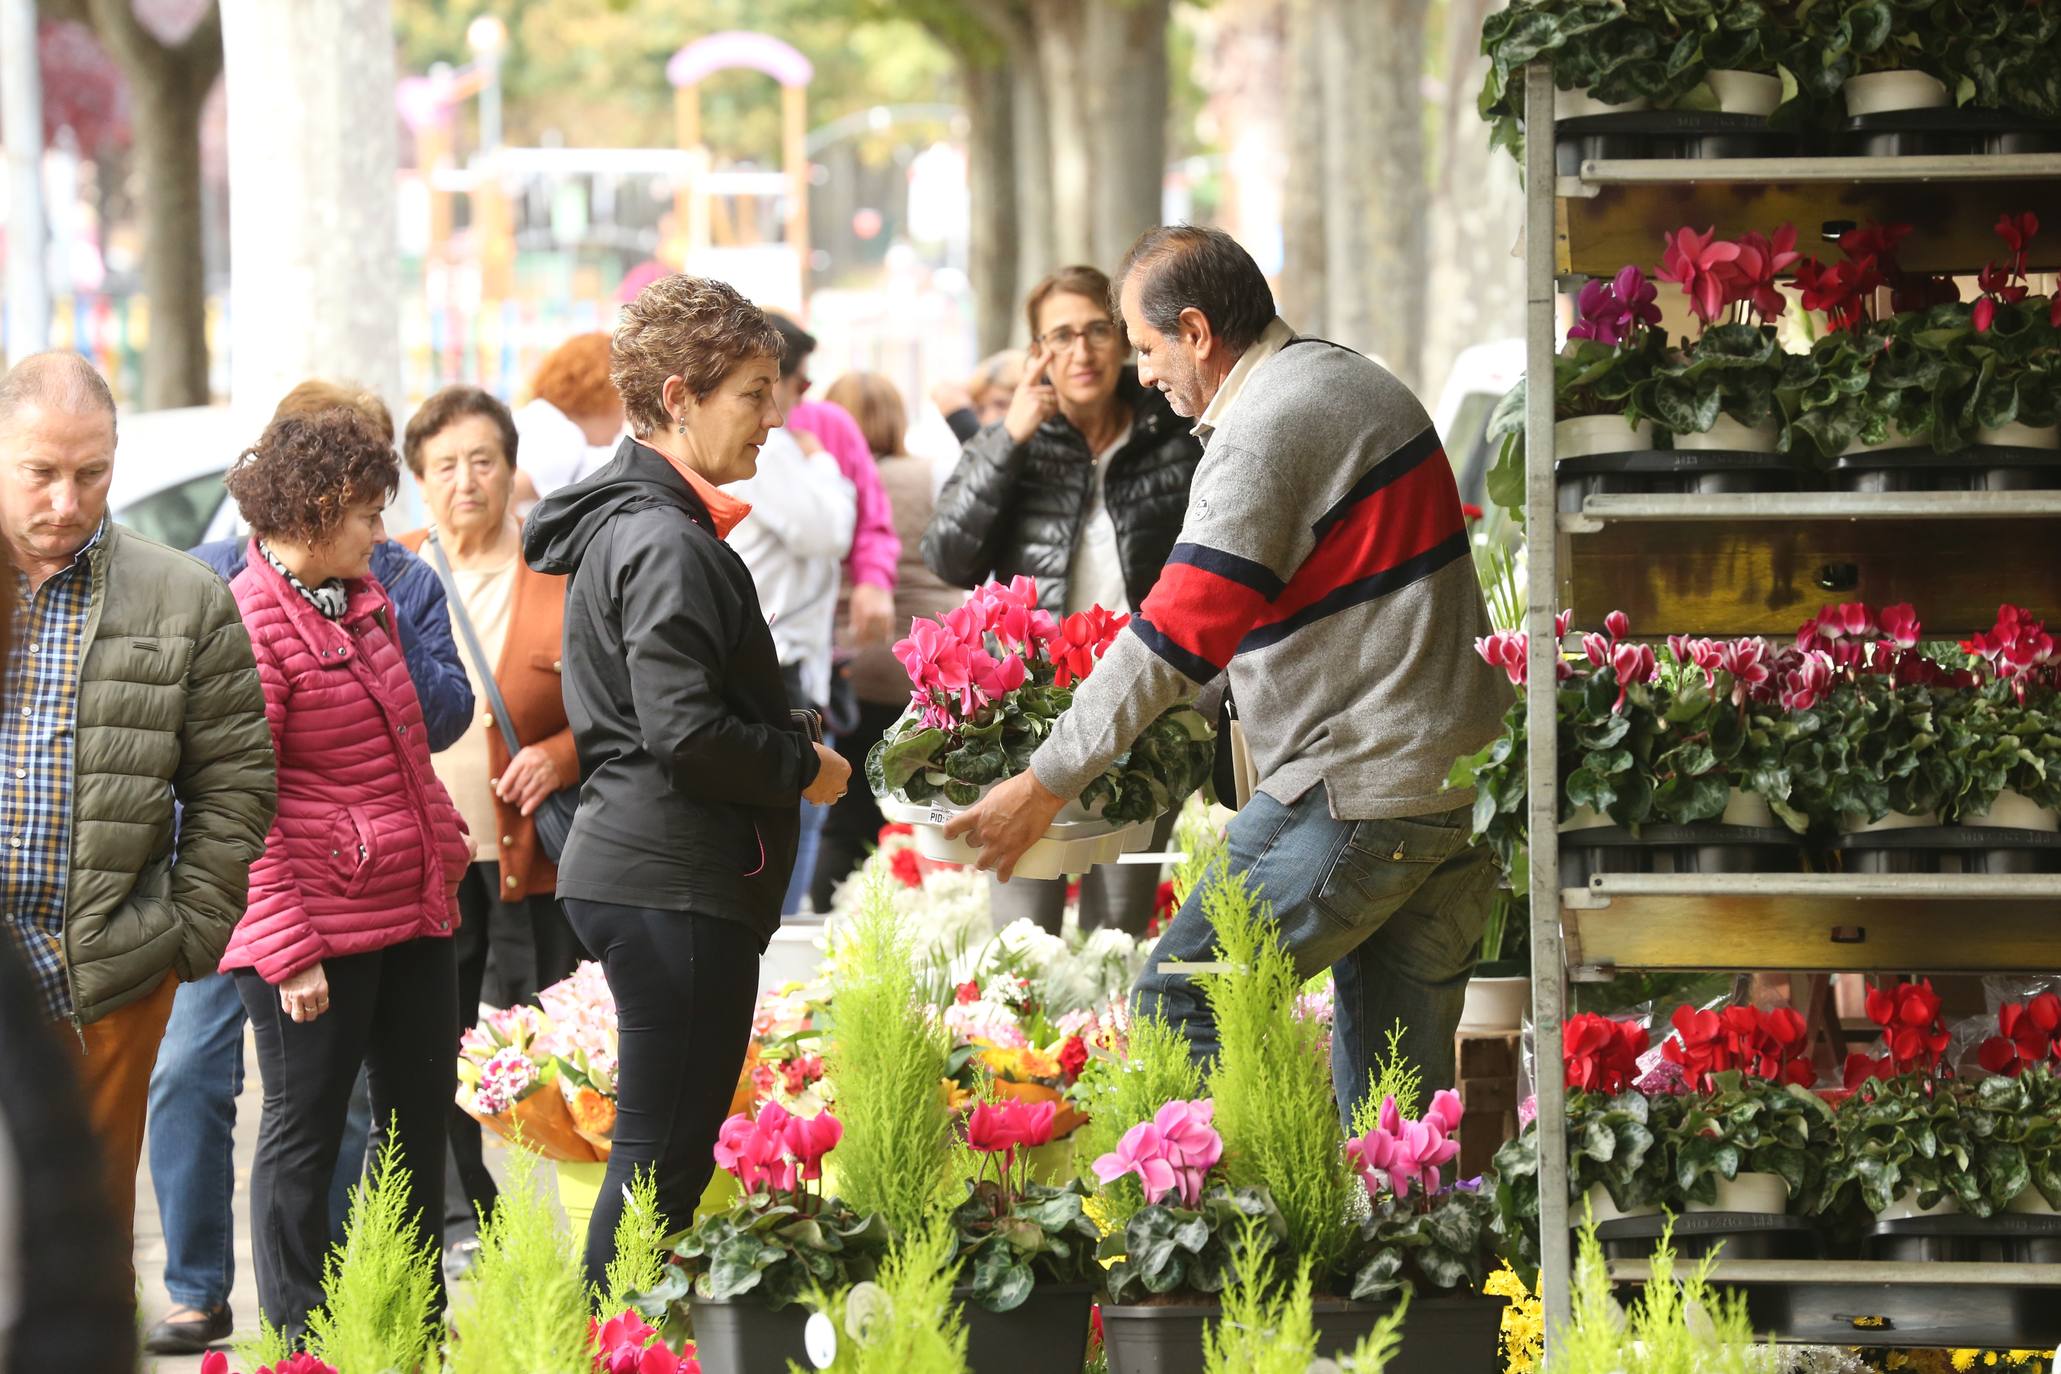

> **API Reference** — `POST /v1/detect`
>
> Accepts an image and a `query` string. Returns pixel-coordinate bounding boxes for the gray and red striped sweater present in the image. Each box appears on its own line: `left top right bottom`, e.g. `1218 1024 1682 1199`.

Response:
1030 329 1508 821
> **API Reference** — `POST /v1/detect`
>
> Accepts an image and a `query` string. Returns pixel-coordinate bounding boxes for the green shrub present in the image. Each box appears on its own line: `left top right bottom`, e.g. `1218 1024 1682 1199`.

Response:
1198 864 1355 1278
1072 1007 1204 1230
603 1166 670 1312
824 870 955 1234
446 1145 592 1374
1200 1221 1318 1374
301 1131 440 1374
795 1215 968 1374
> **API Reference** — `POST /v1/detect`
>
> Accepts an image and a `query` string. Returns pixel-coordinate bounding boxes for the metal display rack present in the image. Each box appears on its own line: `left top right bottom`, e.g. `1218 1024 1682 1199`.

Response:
1518 62 2061 1353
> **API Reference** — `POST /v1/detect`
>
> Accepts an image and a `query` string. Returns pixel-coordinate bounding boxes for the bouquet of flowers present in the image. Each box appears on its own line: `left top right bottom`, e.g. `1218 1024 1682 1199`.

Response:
456 1004 601 1163
537 961 621 1154
867 575 1214 824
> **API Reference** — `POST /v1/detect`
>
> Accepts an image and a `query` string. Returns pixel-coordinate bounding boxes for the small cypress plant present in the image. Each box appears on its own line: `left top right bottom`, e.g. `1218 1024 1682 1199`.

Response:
823 870 954 1235
300 1132 441 1374
601 1166 669 1312
1198 863 1356 1276
799 1215 968 1374
1199 1218 1317 1374
1349 1021 1426 1137
446 1143 592 1374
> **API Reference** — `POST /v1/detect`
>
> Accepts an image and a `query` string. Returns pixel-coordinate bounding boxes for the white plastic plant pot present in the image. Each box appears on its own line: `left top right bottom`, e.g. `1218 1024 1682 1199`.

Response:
1839 809 1940 835
892 779 1103 826
1685 1171 1790 1215
1556 87 1650 120
1583 1183 1661 1225
1672 416 1781 453
1876 1190 1962 1222
1705 70 1783 117
878 797 1158 883
1562 805 1616 832
1977 422 2061 450
1840 430 1929 456
2008 1185 2059 1216
1964 789 2061 833
1842 69 1950 118
1721 788 1777 828
1458 976 1530 1034
1556 415 1655 459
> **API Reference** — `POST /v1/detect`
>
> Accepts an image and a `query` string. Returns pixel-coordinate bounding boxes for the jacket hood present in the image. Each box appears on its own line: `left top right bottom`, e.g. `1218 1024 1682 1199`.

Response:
522 437 710 577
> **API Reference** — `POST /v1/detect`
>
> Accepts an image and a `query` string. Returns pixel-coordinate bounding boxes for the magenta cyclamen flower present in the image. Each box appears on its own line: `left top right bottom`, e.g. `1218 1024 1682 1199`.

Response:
1093 1121 1180 1203
1879 604 1921 650
1347 1094 1464 1202
1568 265 1661 346
1093 1097 1222 1207
1152 1098 1224 1176
1475 630 1529 686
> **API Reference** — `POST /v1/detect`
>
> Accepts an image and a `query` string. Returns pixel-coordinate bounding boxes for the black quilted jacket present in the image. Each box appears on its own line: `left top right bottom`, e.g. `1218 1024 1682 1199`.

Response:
922 370 1201 614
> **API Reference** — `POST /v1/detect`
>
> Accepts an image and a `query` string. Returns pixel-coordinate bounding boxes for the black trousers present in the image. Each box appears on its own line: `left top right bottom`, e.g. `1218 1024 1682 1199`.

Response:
563 899 759 1290
235 935 458 1341
810 698 905 910
446 861 589 1239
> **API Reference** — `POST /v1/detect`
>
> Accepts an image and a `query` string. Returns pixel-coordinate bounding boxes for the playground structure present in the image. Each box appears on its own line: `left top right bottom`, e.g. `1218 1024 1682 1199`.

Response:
402 29 815 313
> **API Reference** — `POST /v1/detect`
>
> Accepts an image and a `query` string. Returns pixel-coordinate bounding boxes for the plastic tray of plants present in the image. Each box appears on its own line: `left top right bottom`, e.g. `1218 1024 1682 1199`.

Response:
1833 824 2061 876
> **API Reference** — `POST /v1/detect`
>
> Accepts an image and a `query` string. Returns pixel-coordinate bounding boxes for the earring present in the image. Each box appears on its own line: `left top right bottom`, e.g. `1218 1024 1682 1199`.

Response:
676 417 687 434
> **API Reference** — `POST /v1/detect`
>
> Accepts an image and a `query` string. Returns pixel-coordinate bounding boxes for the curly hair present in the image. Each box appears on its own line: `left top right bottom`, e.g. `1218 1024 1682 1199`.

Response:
224 409 399 545
526 333 619 421
270 378 394 444
611 274 783 439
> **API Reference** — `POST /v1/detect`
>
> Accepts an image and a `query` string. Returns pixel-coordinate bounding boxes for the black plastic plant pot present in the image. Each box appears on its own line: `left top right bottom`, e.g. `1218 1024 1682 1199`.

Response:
1559 823 1807 889
689 1294 812 1374
956 1283 1095 1374
1972 446 2061 492
1841 128 1982 157
1864 1214 2061 1264
1596 1212 1818 1263
1556 450 1814 513
1101 1295 1502 1374
1680 131 1788 160
1555 131 1658 177
1835 826 2061 876
1989 129 2061 155
1831 446 2061 493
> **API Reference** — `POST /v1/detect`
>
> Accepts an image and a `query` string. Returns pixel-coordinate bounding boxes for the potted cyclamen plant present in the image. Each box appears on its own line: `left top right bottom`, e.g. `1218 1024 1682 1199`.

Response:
869 576 1214 873
1975 994 2061 1216
1801 0 1952 122
1646 224 1804 460
650 1105 888 1374
1952 213 2061 460
946 1097 1103 1374
1951 606 2061 835
1659 1005 1833 1218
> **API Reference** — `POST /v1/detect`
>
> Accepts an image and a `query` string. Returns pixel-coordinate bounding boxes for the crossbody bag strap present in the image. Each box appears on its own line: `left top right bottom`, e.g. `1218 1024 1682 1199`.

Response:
423 529 526 759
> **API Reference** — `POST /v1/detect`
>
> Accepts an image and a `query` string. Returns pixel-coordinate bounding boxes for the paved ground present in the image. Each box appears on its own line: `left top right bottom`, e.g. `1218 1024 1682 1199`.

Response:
133 1025 515 1373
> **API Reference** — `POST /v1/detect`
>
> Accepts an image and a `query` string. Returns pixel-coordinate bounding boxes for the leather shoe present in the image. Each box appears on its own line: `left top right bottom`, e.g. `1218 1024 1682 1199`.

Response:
144 1303 233 1355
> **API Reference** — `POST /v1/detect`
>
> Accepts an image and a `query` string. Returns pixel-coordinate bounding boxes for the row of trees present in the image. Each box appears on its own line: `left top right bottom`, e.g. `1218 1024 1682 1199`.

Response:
23 0 1520 407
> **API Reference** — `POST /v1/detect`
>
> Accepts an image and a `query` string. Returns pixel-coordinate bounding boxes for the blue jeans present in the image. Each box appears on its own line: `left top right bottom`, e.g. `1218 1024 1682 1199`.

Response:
148 971 373 1310
782 731 834 915
1132 783 1497 1127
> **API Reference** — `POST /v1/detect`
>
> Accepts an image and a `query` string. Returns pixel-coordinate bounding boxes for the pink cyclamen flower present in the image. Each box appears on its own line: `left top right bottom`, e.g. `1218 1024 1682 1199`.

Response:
1610 642 1657 713
1878 604 1921 650
1582 632 1611 669
782 1111 843 1182
1426 1089 1464 1136
1152 1098 1224 1175
1657 226 1745 324
1779 652 1834 712
1093 1121 1181 1204
1475 630 1528 686
1604 610 1631 642
1555 609 1573 639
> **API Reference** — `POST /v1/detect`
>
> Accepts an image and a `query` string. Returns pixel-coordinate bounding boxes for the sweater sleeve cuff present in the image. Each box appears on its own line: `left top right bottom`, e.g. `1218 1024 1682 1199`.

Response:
1029 743 1096 806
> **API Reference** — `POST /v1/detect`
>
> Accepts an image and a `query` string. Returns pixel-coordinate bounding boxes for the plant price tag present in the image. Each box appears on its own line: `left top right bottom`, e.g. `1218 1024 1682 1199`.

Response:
805 1311 838 1369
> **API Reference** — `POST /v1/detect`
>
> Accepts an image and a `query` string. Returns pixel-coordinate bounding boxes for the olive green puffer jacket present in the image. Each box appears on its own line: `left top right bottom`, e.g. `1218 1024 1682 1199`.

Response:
58 524 276 1025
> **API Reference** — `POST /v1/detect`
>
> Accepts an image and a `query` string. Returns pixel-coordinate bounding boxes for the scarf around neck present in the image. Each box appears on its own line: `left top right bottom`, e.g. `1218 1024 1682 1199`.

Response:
259 540 350 621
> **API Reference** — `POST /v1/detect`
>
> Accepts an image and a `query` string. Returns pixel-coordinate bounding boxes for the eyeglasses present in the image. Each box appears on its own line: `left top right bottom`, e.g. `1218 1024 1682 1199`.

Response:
1038 321 1120 353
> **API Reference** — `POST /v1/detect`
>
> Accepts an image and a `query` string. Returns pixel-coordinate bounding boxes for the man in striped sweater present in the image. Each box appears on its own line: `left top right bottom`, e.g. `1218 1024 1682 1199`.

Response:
947 225 1509 1115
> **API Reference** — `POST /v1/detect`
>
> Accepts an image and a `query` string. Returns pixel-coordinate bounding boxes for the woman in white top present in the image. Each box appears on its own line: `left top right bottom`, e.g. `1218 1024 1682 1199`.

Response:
512 332 627 508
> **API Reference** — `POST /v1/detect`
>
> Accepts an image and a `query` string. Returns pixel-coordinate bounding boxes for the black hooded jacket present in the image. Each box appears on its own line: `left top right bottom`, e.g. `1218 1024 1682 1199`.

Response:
523 438 818 944
922 369 1202 614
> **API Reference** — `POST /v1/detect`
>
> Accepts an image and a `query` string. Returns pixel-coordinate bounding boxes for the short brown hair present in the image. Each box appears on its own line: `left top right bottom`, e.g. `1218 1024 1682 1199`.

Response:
272 379 394 446
403 386 520 476
611 274 783 439
1025 265 1124 348
527 333 619 420
823 373 907 459
225 410 399 544
1113 225 1276 354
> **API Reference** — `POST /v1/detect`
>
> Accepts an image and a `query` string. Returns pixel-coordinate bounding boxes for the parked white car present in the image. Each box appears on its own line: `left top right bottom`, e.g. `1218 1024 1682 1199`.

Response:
1431 338 1525 513
111 405 428 551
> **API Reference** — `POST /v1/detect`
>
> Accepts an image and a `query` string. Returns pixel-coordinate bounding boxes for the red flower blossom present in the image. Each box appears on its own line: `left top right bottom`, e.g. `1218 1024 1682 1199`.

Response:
1843 980 1950 1088
1057 1035 1089 1085
1978 993 2061 1077
888 846 925 889
1564 1012 1649 1094
955 979 981 1005
1657 225 1744 324
1461 502 1485 521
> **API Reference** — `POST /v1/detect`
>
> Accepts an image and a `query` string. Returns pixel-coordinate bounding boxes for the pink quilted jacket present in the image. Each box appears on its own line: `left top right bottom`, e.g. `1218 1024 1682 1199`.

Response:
220 542 470 983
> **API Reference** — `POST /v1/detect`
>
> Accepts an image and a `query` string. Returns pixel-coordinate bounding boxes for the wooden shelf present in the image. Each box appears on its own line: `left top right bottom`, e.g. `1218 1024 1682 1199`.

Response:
1554 157 2061 277
1555 494 2061 635
1563 875 2061 975
1606 1259 2061 1348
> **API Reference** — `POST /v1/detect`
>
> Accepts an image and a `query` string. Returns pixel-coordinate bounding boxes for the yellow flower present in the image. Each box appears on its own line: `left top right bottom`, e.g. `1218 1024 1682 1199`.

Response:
977 1043 1062 1083
1951 1353 1978 1372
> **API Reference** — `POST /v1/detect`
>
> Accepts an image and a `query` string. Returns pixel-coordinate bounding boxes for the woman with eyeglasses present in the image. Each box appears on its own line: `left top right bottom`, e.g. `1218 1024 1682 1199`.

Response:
922 264 1202 937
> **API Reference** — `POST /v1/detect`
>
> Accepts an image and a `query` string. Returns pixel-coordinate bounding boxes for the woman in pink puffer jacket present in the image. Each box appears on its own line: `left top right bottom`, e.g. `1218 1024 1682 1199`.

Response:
218 409 469 1343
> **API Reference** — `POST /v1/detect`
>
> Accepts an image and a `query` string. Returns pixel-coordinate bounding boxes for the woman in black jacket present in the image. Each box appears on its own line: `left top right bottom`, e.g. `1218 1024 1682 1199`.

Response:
921 265 1201 937
523 274 849 1287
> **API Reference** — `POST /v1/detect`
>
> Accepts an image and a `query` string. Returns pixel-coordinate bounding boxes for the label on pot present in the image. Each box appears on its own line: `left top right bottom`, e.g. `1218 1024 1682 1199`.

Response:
805 1312 838 1369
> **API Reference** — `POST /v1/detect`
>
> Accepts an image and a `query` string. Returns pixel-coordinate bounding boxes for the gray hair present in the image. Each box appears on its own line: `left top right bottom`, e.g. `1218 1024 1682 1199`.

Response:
0 352 118 439
1112 225 1276 355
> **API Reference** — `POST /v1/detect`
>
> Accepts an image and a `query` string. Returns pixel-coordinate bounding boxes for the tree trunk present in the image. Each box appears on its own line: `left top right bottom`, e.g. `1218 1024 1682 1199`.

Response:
1008 49 1055 312
221 0 400 428
1031 0 1169 276
1279 0 1328 333
1422 0 1525 401
958 51 1020 357
130 63 211 407
1358 0 1429 391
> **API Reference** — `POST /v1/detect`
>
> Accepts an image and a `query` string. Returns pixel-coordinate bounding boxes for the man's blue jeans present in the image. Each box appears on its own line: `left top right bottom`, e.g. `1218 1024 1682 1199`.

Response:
1132 783 1497 1126
148 970 372 1310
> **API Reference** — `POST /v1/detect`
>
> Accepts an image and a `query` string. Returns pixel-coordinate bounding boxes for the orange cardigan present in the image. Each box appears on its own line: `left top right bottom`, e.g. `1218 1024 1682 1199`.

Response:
400 528 577 900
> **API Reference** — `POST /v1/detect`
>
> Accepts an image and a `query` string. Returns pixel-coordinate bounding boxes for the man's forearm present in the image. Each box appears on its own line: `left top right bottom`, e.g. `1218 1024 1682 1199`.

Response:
1028 629 1202 800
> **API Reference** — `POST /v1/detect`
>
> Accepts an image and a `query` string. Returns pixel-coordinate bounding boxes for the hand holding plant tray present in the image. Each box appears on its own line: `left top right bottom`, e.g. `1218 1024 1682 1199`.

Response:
867 576 1214 825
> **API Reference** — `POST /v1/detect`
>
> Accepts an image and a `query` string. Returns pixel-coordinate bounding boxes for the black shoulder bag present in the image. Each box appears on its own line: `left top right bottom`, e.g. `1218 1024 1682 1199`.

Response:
423 530 581 862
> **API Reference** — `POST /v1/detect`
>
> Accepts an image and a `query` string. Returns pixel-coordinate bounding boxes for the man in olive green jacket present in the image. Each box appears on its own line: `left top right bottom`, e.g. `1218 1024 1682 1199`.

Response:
0 353 275 1286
